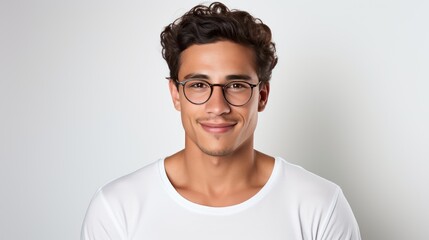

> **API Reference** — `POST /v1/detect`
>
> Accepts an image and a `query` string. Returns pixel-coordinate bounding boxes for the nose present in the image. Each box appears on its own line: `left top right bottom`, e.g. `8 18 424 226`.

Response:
205 86 231 115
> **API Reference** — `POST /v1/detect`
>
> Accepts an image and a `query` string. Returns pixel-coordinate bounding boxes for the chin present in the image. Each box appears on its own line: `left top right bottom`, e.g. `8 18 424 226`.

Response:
199 145 235 157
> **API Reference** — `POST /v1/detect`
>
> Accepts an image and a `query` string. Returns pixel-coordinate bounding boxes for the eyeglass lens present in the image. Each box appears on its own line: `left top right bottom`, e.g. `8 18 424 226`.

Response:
182 80 254 106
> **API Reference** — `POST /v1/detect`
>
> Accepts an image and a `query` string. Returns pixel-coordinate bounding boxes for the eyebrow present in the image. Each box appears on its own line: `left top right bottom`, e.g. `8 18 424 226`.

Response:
226 74 252 81
183 73 253 81
183 73 209 80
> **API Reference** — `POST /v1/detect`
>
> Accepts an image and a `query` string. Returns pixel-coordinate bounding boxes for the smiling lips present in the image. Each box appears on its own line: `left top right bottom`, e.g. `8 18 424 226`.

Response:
199 121 237 133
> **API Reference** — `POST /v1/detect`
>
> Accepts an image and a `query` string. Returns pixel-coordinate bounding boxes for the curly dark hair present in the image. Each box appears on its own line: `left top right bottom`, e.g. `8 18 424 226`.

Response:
160 2 278 85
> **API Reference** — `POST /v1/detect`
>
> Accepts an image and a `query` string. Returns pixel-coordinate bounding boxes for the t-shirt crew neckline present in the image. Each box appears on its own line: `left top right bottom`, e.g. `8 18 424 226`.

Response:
158 157 280 215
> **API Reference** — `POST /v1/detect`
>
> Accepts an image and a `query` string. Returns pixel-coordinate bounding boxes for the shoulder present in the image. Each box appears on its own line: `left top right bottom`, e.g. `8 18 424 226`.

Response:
272 157 361 239
81 160 164 239
273 157 342 209
87 159 163 212
82 159 164 233
99 159 162 200
276 157 340 193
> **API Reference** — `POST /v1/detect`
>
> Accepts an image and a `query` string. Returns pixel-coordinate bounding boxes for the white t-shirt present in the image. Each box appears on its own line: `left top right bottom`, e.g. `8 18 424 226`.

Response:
81 157 361 240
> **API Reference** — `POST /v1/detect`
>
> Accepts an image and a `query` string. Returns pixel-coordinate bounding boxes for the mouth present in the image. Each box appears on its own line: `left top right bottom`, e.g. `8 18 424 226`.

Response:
199 121 237 134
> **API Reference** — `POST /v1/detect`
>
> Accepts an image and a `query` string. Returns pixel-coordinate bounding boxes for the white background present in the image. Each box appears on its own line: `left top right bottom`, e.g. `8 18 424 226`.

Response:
1 0 428 239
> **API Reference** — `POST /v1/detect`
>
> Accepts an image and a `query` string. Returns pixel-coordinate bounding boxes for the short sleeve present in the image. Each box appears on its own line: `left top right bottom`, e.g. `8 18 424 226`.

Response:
81 189 126 240
320 189 361 240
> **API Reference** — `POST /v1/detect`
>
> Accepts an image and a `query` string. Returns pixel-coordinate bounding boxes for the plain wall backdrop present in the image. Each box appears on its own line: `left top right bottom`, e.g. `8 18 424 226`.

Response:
1 0 428 239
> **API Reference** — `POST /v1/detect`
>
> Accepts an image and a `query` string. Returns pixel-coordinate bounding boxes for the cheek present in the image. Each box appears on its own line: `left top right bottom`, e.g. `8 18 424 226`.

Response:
179 102 199 127
247 110 259 129
180 109 197 138
239 103 259 130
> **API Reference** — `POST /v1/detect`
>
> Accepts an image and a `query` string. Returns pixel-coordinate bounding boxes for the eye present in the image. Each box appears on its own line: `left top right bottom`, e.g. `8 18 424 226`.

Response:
188 80 209 89
226 82 250 91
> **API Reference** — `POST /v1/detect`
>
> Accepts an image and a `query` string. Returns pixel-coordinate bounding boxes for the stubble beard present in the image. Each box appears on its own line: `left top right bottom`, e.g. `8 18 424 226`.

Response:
197 143 235 157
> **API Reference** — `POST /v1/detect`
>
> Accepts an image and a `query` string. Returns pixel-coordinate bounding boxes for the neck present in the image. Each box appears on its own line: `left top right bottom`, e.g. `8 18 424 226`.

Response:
164 136 274 206
186 146 255 189
184 134 255 184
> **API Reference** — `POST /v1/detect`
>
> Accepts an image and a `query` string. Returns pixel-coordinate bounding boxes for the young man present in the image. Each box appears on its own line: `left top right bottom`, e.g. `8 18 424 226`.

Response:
81 2 361 239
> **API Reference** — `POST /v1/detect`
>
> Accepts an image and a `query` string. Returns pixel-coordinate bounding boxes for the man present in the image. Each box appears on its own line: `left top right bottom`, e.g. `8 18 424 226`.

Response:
81 2 361 239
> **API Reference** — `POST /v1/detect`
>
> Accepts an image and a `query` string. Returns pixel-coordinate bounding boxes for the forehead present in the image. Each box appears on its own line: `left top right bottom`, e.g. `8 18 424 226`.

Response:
178 41 257 80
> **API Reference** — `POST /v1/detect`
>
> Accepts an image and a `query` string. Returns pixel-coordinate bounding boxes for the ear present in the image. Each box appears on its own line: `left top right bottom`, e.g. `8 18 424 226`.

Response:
168 80 181 111
258 82 270 112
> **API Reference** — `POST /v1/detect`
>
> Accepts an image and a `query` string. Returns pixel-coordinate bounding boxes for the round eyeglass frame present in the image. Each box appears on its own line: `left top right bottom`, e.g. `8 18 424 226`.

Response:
175 79 261 107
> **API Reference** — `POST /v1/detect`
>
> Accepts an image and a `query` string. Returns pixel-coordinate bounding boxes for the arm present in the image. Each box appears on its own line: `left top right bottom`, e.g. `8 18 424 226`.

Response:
320 189 361 240
81 189 126 240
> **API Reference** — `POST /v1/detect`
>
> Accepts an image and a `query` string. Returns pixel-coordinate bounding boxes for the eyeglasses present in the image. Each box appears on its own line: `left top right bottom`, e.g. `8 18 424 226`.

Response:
175 79 261 106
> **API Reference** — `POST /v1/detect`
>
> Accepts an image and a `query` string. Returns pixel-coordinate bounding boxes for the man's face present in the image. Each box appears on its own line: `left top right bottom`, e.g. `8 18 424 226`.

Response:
169 41 269 157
